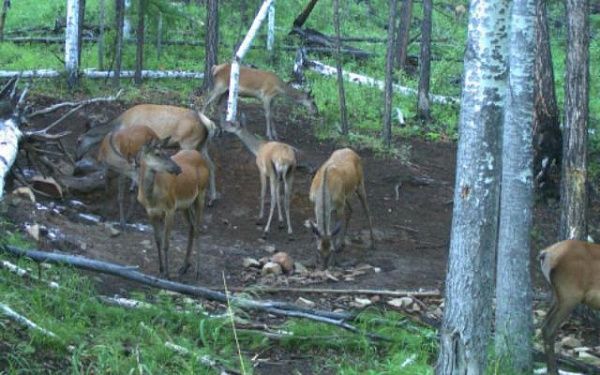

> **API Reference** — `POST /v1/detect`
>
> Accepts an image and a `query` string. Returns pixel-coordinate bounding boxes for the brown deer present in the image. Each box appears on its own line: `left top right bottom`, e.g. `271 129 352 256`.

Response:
202 63 317 140
221 119 296 239
136 136 209 279
76 104 218 206
309 148 375 268
539 239 600 375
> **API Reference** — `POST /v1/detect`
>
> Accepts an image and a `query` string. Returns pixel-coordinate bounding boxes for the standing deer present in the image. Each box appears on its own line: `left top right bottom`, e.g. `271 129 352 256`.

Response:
221 119 296 239
76 104 218 207
136 136 209 279
540 240 600 375
309 148 375 268
202 63 317 140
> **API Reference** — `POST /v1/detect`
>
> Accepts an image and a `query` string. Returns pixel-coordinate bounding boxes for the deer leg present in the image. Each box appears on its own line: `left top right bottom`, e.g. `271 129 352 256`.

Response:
200 145 218 206
357 182 376 250
276 177 285 230
542 296 578 375
162 213 174 279
179 208 195 276
202 87 225 114
194 192 206 280
150 216 164 275
263 176 278 238
264 99 277 140
117 174 127 228
257 172 267 224
284 172 294 237
337 202 353 251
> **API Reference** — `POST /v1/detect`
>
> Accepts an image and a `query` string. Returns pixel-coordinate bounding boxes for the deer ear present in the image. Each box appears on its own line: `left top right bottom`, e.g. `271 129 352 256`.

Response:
331 221 342 237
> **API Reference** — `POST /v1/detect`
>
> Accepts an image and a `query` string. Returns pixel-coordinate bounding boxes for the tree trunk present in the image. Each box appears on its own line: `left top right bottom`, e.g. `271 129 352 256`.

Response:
202 0 219 92
134 0 145 85
533 0 561 190
293 0 319 28
123 0 132 38
435 0 510 372
333 0 348 135
113 0 125 87
560 0 589 241
156 12 162 60
494 0 536 371
0 0 11 42
417 0 432 120
77 0 86 66
395 0 413 71
382 0 398 147
266 1 275 58
65 0 80 89
98 0 105 70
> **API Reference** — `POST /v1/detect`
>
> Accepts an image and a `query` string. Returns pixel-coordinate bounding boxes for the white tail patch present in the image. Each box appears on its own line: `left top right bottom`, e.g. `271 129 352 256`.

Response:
539 250 553 284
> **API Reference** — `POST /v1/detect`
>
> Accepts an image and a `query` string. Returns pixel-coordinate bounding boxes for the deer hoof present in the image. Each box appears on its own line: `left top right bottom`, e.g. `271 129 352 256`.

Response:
278 222 285 230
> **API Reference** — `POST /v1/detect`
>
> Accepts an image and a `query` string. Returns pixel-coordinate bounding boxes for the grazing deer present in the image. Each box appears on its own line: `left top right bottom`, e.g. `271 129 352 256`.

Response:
221 119 296 239
97 125 160 227
540 240 600 375
202 63 317 140
309 148 375 269
136 137 209 279
76 104 218 206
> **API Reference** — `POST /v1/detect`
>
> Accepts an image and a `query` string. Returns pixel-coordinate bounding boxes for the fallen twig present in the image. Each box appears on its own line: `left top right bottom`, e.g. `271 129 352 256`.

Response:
230 286 440 298
0 302 58 338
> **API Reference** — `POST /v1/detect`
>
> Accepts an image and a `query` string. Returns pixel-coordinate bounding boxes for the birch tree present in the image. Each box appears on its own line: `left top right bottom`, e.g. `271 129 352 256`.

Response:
417 0 432 120
382 0 398 147
560 0 589 240
395 0 413 71
435 0 509 372
113 0 125 87
494 0 536 370
65 0 80 88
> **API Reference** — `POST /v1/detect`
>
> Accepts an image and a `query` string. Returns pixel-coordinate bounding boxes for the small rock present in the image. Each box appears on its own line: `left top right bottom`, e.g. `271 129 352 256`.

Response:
387 297 414 308
561 336 583 349
264 245 276 253
104 224 120 237
294 261 308 274
271 252 294 273
79 241 87 251
243 257 261 268
407 303 422 313
370 295 381 303
261 262 282 276
11 187 35 203
296 297 316 308
25 224 40 241
354 297 372 308
140 240 153 249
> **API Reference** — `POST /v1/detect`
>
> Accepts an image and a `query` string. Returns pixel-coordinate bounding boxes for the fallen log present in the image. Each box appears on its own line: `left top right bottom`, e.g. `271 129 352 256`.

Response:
305 58 460 105
290 27 373 59
0 303 58 338
229 286 440 298
1 245 392 342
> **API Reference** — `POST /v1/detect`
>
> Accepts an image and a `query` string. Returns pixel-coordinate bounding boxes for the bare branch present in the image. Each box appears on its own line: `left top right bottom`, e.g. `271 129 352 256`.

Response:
27 89 123 118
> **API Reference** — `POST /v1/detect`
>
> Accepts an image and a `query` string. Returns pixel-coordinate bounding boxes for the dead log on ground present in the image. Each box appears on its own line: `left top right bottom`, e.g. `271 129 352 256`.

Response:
290 27 373 60
229 286 440 297
0 303 58 338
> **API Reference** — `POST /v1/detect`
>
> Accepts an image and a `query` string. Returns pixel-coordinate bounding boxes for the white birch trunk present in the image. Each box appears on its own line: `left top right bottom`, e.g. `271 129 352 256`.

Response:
267 1 275 52
0 117 21 198
123 0 132 39
494 0 536 370
65 0 80 88
225 0 275 122
435 0 510 372
308 59 460 105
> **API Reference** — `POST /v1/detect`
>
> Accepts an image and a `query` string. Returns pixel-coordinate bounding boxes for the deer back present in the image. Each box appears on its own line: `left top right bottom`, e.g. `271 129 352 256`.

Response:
310 148 363 208
257 141 297 175
97 125 159 177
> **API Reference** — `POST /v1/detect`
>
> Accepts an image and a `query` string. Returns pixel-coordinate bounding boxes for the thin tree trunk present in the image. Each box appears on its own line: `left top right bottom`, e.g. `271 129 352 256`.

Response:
202 0 219 92
494 0 536 370
134 0 145 85
98 0 105 70
395 0 413 71
435 0 510 372
77 0 86 66
382 0 398 147
65 0 80 89
293 0 319 28
0 0 11 42
267 1 275 58
560 0 589 240
417 0 432 120
113 0 125 87
156 12 162 60
123 0 131 38
533 0 561 189
333 0 348 135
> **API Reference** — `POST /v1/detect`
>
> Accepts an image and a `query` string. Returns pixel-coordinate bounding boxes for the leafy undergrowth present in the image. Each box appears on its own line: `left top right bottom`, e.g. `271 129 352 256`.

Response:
0 223 436 374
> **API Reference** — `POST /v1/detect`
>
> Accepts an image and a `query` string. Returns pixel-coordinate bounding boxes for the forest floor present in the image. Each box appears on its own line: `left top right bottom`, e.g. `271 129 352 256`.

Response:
3 95 593 373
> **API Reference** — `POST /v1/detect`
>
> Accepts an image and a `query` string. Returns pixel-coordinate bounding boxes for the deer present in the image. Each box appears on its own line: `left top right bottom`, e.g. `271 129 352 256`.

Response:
202 63 318 140
309 148 375 269
221 118 296 239
539 239 600 375
76 104 218 208
136 135 209 279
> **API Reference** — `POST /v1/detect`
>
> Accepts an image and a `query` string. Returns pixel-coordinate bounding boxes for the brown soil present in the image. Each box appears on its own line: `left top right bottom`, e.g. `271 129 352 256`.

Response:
3 97 584 374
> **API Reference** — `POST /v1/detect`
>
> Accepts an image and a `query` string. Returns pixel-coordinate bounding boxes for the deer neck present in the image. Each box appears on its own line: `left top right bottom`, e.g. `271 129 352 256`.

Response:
282 84 305 104
138 162 159 206
315 167 332 235
234 127 264 157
